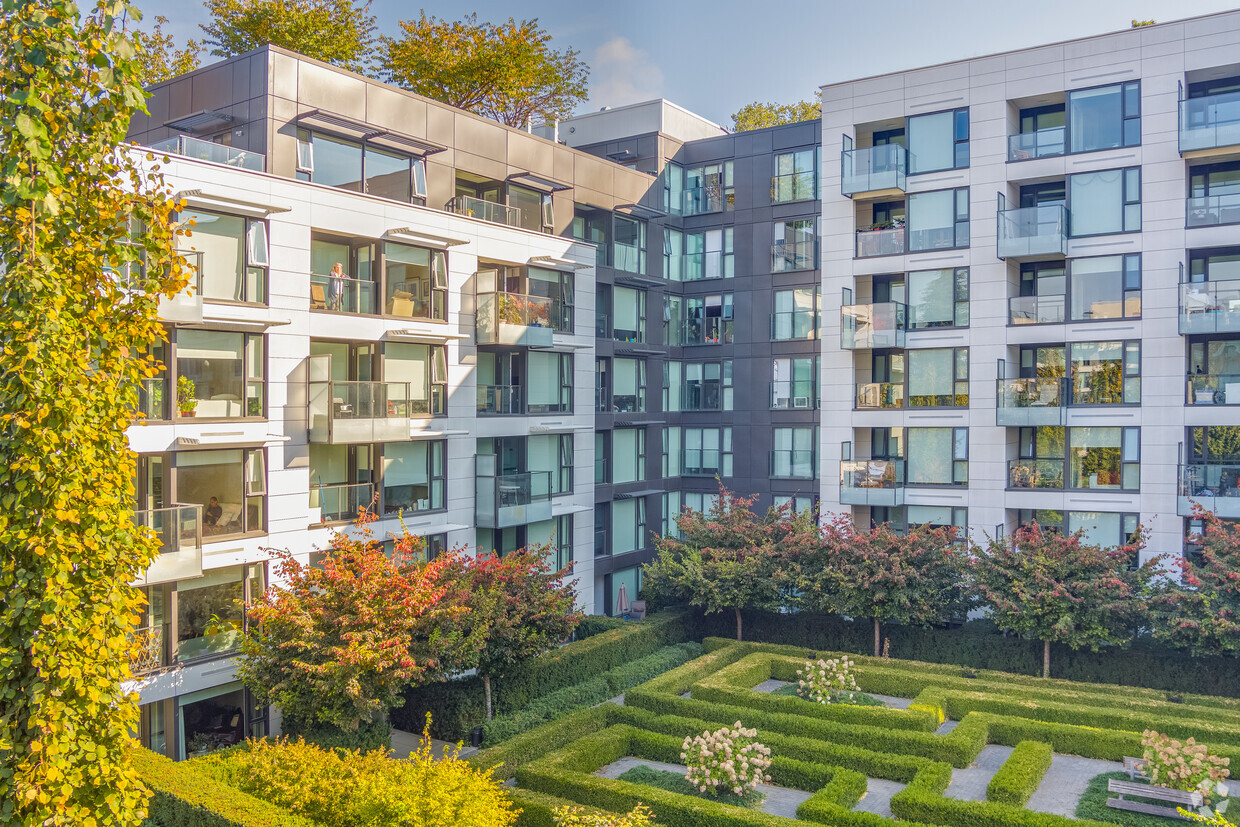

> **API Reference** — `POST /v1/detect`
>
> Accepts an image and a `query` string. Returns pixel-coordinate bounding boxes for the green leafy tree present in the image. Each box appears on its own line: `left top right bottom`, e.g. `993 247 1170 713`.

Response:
238 514 479 732
0 1 191 822
970 522 1155 678
200 0 377 73
798 515 964 657
730 91 821 132
132 14 201 86
1152 507 1240 657
645 486 806 642
380 12 589 127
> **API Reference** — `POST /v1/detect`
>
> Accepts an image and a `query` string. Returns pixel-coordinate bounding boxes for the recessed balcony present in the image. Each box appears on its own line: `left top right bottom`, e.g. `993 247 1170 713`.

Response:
476 462 552 528
476 290 562 347
1187 374 1240 405
839 459 904 506
841 145 909 198
310 482 374 523
996 377 1067 426
447 194 521 227
1009 295 1066 326
1180 282 1240 335
854 226 905 258
996 204 1068 260
1008 127 1066 161
855 382 904 410
149 133 265 172
477 384 523 415
131 504 203 586
308 380 414 443
1179 91 1240 155
841 302 905 350
1187 194 1240 228
1008 459 1065 490
1179 463 1240 518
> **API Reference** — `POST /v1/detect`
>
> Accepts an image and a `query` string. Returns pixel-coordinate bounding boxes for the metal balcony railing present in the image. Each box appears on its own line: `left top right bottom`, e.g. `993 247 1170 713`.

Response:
448 194 522 227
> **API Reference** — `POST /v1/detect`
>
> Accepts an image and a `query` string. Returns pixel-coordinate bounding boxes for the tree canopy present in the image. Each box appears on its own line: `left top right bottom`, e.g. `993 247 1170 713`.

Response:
132 14 201 86
730 92 822 132
200 0 377 73
1152 508 1240 658
379 13 589 127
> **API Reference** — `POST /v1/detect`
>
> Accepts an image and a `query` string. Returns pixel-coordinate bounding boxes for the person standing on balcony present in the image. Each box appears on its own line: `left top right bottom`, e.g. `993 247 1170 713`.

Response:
329 262 346 310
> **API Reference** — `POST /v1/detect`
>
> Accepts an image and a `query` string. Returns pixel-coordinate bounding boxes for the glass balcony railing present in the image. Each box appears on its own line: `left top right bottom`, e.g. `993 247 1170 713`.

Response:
310 482 374 523
770 171 816 203
594 457 608 485
840 459 904 506
477 384 523 415
683 250 728 281
1009 294 1066 325
841 301 905 349
770 381 816 410
132 504 203 586
770 450 815 479
1187 374 1240 405
476 290 566 346
594 527 609 557
997 204 1068 260
855 226 905 258
447 194 522 227
613 243 644 273
151 249 205 323
149 134 265 171
1187 194 1240 228
1008 127 1066 161
308 380 414 443
1008 459 1065 489
1179 463 1240 518
310 273 376 315
1180 281 1240 335
476 465 553 529
1179 91 1240 153
683 185 724 216
996 377 1067 426
770 310 818 341
841 144 908 196
771 240 815 272
856 382 904 409
128 624 167 676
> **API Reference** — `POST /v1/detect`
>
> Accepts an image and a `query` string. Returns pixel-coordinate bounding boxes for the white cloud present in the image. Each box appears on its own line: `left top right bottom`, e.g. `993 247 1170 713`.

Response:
588 36 665 108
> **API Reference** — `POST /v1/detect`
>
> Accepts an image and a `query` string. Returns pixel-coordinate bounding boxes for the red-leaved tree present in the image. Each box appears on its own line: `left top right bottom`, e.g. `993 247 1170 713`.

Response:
1153 506 1240 657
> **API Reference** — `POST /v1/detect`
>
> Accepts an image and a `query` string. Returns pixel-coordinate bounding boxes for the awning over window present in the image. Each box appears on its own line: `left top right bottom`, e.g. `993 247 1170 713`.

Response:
295 110 446 156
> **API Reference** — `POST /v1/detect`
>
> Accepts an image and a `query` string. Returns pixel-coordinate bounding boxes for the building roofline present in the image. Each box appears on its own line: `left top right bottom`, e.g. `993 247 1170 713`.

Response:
561 97 726 133
818 8 1240 91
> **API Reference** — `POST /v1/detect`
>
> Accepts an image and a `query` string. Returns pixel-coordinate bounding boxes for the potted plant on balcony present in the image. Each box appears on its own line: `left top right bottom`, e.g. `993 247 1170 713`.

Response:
177 375 198 418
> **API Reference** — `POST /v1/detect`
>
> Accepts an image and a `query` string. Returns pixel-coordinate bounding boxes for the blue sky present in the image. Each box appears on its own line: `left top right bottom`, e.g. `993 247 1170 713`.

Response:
136 0 1240 125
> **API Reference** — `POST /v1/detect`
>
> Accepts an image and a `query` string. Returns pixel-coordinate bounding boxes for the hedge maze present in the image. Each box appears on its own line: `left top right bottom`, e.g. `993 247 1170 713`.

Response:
476 638 1240 826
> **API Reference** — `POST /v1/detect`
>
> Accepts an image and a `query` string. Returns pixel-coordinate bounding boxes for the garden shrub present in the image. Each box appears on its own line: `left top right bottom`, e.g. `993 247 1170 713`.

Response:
987 741 1053 806
470 705 617 781
131 748 317 827
280 718 392 753
575 616 631 638
681 722 772 796
1142 729 1231 800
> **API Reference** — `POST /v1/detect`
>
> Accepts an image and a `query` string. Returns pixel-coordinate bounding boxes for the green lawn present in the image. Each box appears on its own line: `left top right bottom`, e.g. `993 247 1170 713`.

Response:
1075 771 1233 827
617 763 767 810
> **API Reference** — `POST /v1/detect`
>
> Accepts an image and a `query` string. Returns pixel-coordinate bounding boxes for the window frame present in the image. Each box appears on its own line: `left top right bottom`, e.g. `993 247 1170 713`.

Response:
379 439 447 515
295 128 427 205
1067 166 1142 238
907 187 970 252
171 329 266 421
906 107 970 175
1065 80 1141 155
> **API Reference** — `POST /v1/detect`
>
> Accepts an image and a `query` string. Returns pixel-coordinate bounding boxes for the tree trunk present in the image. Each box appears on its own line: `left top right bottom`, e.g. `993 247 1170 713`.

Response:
873 618 881 658
483 674 493 720
1042 640 1050 679
734 607 743 642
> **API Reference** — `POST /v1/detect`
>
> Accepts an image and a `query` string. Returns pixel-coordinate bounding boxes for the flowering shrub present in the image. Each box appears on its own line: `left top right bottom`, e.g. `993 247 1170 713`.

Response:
797 656 862 704
1142 729 1231 803
552 802 655 826
680 722 772 797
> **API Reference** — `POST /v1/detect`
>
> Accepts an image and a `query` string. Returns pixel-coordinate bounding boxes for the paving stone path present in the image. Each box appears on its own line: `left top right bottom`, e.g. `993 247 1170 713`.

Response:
595 757 813 819
389 729 477 761
1026 753 1124 817
944 745 1014 800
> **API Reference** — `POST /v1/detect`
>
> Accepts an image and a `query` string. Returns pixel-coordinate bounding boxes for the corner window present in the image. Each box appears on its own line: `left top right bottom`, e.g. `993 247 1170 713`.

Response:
180 209 267 304
1069 167 1140 237
1067 81 1140 154
663 228 683 281
383 242 447 320
907 108 969 174
174 330 264 419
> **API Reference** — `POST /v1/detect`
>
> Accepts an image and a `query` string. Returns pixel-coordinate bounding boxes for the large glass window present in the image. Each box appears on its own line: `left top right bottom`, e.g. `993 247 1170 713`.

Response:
907 268 968 329
528 352 573 413
1069 167 1140 236
613 215 646 274
1188 161 1240 227
310 233 376 315
381 440 446 514
1070 254 1141 321
772 219 815 272
772 357 816 409
296 129 426 204
613 287 645 342
613 358 645 413
181 209 267 303
384 343 447 416
383 242 446 320
610 499 646 555
907 427 967 486
772 149 816 203
611 428 645 484
908 348 968 407
1069 340 1140 405
682 361 730 411
681 294 734 345
175 330 264 419
772 288 818 340
663 228 683 281
908 188 969 251
176 565 247 662
528 434 573 495
685 229 733 280
176 449 265 538
684 162 733 214
1068 427 1139 490
527 266 575 332
681 427 733 476
1068 82 1140 154
771 427 815 479
907 108 969 174
508 184 549 233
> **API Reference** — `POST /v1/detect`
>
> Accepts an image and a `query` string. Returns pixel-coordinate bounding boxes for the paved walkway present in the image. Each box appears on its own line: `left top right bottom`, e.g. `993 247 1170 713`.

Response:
944 745 1014 801
869 693 914 710
854 778 906 818
596 757 813 819
390 729 477 761
1026 754 1123 817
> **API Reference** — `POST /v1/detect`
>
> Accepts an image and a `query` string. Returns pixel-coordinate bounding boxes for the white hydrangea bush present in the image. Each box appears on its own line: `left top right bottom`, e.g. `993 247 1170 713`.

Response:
796 656 861 704
680 721 772 797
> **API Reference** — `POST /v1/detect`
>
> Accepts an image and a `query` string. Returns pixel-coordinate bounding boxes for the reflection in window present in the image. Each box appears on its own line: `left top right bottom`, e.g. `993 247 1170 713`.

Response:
382 440 446 514
176 448 265 538
296 129 425 204
176 566 247 662
1068 82 1140 153
908 108 969 174
1069 254 1141 321
176 330 264 418
908 188 969 251
1068 427 1139 490
181 209 267 303
1069 167 1140 236
1069 340 1140 405
907 268 968 329
383 242 446 320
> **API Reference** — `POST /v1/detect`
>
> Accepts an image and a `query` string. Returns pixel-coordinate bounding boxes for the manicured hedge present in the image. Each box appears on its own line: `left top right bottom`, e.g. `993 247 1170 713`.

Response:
132 748 318 827
394 610 694 739
986 741 1053 806
468 705 618 782
891 782 1117 827
507 788 621 827
280 717 392 753
695 609 1240 698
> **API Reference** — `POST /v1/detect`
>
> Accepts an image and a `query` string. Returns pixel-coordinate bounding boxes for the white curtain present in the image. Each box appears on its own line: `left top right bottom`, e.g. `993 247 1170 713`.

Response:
908 111 954 173
1070 170 1123 236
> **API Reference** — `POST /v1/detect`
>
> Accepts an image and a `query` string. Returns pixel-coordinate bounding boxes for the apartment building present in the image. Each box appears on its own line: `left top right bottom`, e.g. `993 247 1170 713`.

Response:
819 11 1240 565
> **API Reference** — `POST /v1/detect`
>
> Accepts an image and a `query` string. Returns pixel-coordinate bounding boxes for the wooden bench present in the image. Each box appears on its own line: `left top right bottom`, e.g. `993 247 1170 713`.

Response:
1123 756 1148 781
1107 778 1203 819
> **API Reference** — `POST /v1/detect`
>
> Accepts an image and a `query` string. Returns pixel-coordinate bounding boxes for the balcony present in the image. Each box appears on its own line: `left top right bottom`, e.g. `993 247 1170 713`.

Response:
149 134 265 171
1008 127 1066 161
841 145 908 197
308 380 413 443
310 272 376 315
476 290 562 347
996 377 1067 426
476 461 552 528
1009 295 1065 326
1180 282 1240 335
448 194 521 227
855 226 905 258
683 250 728 281
841 302 905 349
770 309 818 341
310 482 374 523
1008 459 1065 490
1187 374 1240 405
683 186 723 216
477 384 523 415
840 459 904 506
1179 463 1240 518
1187 194 1240 228
131 505 203 586
770 450 815 479
771 240 815 273
996 204 1068 260
770 381 816 410
1179 91 1240 154
142 249 204 324
856 382 904 410
770 171 816 203
128 624 167 676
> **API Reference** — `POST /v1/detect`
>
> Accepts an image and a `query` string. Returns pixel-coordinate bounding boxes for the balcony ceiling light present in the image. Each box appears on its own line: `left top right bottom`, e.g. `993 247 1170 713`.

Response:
296 110 446 156
164 110 235 133
176 189 291 217
384 227 469 248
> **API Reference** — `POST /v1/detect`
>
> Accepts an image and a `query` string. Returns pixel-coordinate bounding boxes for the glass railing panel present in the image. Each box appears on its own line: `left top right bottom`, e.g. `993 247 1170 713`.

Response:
771 240 815 272
841 302 905 349
308 381 412 443
855 226 905 258
310 273 376 315
448 194 521 227
683 186 723 216
1007 127 1066 160
1186 194 1240 228
1181 463 1240 517
133 504 203 585
1180 282 1240 335
1008 295 1066 325
149 134 265 171
997 377 1066 409
1187 374 1240 405
840 459 904 505
997 204 1068 259
855 383 904 409
1179 91 1240 153
841 144 908 195
310 482 374 523
771 171 816 203
1008 459 1064 489
477 384 523 415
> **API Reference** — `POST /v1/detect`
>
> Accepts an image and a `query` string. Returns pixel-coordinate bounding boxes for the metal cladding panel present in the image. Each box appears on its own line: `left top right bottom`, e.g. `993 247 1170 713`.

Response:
508 133 556 179
454 114 507 160
296 61 367 119
365 83 427 137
